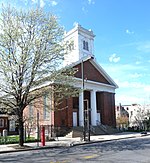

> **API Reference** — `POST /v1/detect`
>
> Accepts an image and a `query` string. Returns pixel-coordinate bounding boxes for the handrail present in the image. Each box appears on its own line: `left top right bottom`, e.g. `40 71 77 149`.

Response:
90 126 95 134
96 120 108 133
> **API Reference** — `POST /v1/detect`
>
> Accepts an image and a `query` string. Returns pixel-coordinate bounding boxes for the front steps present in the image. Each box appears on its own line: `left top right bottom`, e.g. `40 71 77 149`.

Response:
65 125 120 138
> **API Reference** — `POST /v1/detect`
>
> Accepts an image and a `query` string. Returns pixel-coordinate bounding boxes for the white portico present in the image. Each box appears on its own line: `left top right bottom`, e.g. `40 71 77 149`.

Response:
77 68 117 127
79 89 98 126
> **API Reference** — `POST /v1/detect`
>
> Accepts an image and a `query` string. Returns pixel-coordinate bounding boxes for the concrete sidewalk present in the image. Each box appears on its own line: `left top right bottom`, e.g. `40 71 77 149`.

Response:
0 132 149 154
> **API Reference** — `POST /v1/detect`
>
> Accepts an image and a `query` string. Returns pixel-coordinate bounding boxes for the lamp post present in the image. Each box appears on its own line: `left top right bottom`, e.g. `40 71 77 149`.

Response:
37 110 40 146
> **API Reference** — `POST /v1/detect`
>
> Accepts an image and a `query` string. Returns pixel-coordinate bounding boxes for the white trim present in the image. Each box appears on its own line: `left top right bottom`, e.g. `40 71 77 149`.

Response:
74 78 116 93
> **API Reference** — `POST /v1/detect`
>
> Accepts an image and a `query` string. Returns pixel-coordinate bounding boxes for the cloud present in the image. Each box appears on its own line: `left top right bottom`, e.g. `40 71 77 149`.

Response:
115 94 146 105
82 6 88 14
135 61 141 65
109 53 120 63
50 0 58 6
129 73 142 78
87 0 95 5
126 29 134 35
73 22 79 27
118 81 144 89
40 0 45 8
137 41 150 53
31 0 58 8
101 62 150 105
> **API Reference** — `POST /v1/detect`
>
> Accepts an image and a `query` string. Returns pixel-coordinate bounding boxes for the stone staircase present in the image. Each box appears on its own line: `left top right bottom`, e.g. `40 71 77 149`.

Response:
65 125 120 138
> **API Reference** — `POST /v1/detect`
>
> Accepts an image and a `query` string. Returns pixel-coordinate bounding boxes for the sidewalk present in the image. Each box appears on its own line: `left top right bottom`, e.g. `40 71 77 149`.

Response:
0 132 149 154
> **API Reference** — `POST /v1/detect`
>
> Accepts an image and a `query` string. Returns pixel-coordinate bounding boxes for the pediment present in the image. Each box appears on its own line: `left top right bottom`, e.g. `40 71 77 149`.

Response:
73 59 117 87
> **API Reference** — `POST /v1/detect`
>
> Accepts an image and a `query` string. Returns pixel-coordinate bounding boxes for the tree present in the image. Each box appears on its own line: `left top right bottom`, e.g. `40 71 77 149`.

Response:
116 116 129 130
133 105 150 130
0 6 79 146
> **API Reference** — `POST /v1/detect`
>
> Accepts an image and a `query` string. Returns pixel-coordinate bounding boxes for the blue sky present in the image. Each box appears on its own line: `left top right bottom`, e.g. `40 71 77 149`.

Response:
0 0 150 105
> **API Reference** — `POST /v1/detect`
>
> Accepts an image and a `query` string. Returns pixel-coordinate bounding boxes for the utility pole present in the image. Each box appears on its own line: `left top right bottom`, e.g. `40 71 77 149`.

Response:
81 60 90 141
81 60 85 140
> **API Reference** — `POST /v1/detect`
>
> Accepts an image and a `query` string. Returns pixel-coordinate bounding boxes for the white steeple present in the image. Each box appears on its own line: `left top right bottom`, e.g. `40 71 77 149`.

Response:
63 24 95 66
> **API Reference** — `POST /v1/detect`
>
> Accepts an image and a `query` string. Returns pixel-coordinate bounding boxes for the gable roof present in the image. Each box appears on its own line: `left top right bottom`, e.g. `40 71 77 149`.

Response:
68 55 118 89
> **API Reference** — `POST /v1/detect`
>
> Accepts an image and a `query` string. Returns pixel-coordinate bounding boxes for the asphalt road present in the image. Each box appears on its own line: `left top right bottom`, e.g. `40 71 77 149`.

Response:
0 135 150 163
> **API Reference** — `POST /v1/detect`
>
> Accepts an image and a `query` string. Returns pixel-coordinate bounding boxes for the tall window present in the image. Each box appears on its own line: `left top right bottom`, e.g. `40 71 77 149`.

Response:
29 104 33 118
43 94 50 120
9 120 15 131
83 40 89 51
0 119 4 128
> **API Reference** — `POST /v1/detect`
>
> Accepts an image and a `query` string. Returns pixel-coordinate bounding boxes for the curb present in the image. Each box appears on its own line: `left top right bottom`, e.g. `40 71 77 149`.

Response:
0 145 67 154
0 133 149 154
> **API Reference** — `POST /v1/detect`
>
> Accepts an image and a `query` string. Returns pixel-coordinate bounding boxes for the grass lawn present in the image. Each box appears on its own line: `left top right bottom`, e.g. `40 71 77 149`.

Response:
0 135 36 144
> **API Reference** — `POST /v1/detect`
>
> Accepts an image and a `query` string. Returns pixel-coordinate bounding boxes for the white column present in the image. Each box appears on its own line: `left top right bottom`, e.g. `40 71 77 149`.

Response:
79 92 84 126
91 90 97 126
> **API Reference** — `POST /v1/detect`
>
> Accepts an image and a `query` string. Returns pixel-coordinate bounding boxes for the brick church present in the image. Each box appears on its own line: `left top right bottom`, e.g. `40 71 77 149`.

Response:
24 24 118 138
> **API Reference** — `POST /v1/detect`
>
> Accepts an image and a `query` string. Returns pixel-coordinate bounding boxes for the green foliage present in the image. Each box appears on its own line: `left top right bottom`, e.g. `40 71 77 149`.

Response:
0 135 36 144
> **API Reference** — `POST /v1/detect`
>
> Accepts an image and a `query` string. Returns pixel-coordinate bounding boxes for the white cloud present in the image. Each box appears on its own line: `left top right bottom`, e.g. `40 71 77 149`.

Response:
115 94 146 105
50 0 58 6
40 0 45 8
118 81 144 89
101 62 150 105
88 0 95 5
129 73 142 78
73 22 79 27
137 41 150 53
135 61 141 65
109 53 120 63
126 29 134 35
82 6 88 14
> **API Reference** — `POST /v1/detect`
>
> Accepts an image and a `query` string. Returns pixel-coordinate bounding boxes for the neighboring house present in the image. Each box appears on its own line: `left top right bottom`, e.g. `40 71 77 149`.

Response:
24 24 118 138
115 104 129 130
116 103 150 130
0 114 8 136
0 112 18 136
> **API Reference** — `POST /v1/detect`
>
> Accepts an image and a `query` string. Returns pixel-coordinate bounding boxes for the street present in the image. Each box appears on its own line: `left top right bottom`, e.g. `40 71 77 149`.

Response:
0 135 150 163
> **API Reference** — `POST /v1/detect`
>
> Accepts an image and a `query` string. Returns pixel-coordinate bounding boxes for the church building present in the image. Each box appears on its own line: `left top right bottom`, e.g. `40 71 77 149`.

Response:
24 24 118 138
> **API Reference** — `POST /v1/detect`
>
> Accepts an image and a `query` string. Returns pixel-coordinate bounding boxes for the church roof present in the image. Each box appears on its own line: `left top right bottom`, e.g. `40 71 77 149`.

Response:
68 55 118 89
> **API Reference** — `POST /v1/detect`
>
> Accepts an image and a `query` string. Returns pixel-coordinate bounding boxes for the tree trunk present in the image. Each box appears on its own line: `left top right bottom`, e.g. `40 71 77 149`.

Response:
18 117 24 146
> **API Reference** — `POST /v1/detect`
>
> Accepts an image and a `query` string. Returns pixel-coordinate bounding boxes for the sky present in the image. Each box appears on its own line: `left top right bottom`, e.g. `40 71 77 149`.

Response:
0 0 150 105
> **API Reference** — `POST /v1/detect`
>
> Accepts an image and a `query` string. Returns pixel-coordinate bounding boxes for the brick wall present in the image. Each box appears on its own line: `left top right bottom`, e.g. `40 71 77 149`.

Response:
74 60 110 84
97 92 116 127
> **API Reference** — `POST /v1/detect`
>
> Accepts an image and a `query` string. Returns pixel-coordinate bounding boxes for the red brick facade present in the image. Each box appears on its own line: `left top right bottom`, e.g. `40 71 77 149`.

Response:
74 61 111 85
23 59 117 137
97 92 116 127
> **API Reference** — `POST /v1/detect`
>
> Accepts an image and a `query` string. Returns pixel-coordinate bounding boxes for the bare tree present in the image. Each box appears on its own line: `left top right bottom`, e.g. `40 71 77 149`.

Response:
134 105 149 130
0 6 79 146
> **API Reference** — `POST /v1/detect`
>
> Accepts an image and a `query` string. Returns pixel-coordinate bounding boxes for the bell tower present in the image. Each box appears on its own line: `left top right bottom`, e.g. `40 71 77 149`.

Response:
63 24 95 66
